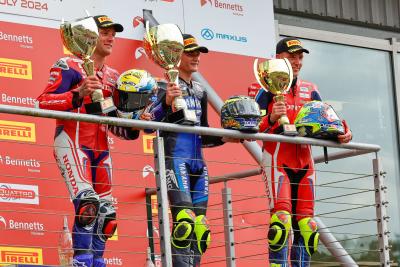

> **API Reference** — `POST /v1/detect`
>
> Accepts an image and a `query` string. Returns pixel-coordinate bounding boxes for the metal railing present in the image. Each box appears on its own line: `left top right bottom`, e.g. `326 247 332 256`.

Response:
0 104 390 266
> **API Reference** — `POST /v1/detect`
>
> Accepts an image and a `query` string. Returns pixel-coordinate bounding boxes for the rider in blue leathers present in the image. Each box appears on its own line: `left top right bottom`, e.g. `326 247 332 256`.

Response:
150 34 224 267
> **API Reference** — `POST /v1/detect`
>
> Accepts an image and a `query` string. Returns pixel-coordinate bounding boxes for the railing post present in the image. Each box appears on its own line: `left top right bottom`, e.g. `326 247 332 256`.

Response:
153 131 172 267
373 153 391 266
145 189 155 263
222 183 236 267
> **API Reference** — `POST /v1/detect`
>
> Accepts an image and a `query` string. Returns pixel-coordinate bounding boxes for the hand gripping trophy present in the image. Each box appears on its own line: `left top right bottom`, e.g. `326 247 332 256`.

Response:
143 22 197 125
60 16 116 115
254 58 298 135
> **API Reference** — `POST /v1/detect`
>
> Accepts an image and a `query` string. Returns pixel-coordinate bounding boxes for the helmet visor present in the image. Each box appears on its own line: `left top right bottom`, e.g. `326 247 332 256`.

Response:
113 90 152 112
227 99 260 117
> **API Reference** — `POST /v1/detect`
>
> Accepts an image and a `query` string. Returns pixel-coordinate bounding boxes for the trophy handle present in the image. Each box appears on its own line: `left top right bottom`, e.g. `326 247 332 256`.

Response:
273 93 290 125
82 59 95 76
82 59 104 102
282 58 294 91
253 58 269 93
166 69 179 85
145 21 153 46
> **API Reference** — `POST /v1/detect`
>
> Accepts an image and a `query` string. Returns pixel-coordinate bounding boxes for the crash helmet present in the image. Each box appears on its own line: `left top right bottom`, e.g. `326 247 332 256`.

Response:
295 100 344 139
221 95 261 133
114 69 157 119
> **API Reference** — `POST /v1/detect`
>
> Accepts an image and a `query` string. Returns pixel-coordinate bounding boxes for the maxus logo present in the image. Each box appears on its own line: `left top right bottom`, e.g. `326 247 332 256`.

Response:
200 0 244 15
0 246 43 265
0 120 36 142
201 28 247 43
0 183 39 205
0 58 32 80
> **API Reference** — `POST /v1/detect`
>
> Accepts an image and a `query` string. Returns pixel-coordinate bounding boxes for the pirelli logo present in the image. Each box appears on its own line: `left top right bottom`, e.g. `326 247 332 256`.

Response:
97 16 112 23
0 58 32 80
0 246 43 265
286 40 302 47
151 195 171 215
0 120 36 142
143 135 155 154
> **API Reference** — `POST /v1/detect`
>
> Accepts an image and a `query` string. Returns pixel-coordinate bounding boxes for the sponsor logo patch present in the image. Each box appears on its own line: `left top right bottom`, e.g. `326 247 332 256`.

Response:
0 58 32 80
0 246 43 265
0 183 39 205
0 120 35 142
143 135 155 154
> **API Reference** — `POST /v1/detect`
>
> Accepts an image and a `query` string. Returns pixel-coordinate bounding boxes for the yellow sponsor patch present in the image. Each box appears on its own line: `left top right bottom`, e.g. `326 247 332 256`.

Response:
0 58 32 80
151 195 171 215
0 120 36 142
0 246 43 266
109 228 118 241
143 134 155 154
286 40 301 47
98 16 112 23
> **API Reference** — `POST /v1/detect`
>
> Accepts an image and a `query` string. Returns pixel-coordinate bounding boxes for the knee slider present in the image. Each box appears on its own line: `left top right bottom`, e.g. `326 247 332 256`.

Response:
268 210 291 252
299 217 319 256
96 201 117 241
171 209 196 249
194 215 211 255
74 190 100 227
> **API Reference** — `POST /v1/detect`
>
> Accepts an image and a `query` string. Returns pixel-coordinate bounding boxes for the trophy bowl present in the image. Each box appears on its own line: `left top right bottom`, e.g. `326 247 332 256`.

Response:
60 17 98 75
143 23 197 125
60 16 116 114
254 58 297 135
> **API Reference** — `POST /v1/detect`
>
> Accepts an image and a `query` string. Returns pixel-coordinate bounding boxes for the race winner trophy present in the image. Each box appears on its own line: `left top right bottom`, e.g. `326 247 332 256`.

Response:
254 58 297 136
60 16 116 115
143 22 197 125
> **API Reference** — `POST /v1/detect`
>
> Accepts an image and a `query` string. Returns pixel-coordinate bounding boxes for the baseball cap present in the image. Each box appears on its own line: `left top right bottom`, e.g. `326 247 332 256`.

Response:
182 34 208 53
276 37 309 54
93 15 124 32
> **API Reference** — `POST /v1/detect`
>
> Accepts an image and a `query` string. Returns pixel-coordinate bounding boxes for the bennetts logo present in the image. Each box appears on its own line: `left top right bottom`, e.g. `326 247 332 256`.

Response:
200 0 244 15
0 58 32 80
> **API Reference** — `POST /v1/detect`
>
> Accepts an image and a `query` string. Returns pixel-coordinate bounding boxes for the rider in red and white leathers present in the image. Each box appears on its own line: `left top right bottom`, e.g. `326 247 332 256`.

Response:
37 17 138 267
255 37 352 267
254 77 321 266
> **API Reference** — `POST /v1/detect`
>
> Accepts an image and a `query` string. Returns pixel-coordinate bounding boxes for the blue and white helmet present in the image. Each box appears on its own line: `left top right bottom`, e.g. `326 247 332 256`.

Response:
221 95 261 133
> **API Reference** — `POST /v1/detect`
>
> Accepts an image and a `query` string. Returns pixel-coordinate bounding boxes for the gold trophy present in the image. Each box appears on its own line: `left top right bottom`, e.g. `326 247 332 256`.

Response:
254 58 297 136
60 16 116 115
143 22 197 125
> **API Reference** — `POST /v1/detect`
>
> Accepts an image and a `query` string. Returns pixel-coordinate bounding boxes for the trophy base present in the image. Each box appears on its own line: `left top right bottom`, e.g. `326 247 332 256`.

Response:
275 124 298 136
167 109 197 125
85 97 117 115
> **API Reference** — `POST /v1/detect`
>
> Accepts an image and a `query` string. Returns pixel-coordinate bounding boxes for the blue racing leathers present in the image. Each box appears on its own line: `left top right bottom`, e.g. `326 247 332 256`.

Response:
150 79 223 267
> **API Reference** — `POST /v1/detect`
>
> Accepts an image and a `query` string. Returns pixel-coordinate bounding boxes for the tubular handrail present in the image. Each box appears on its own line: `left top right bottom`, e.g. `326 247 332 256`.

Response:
0 104 381 152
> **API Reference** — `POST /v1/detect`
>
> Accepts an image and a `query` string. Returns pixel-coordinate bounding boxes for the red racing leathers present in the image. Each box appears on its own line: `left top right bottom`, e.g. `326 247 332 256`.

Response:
37 57 138 267
254 77 321 266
